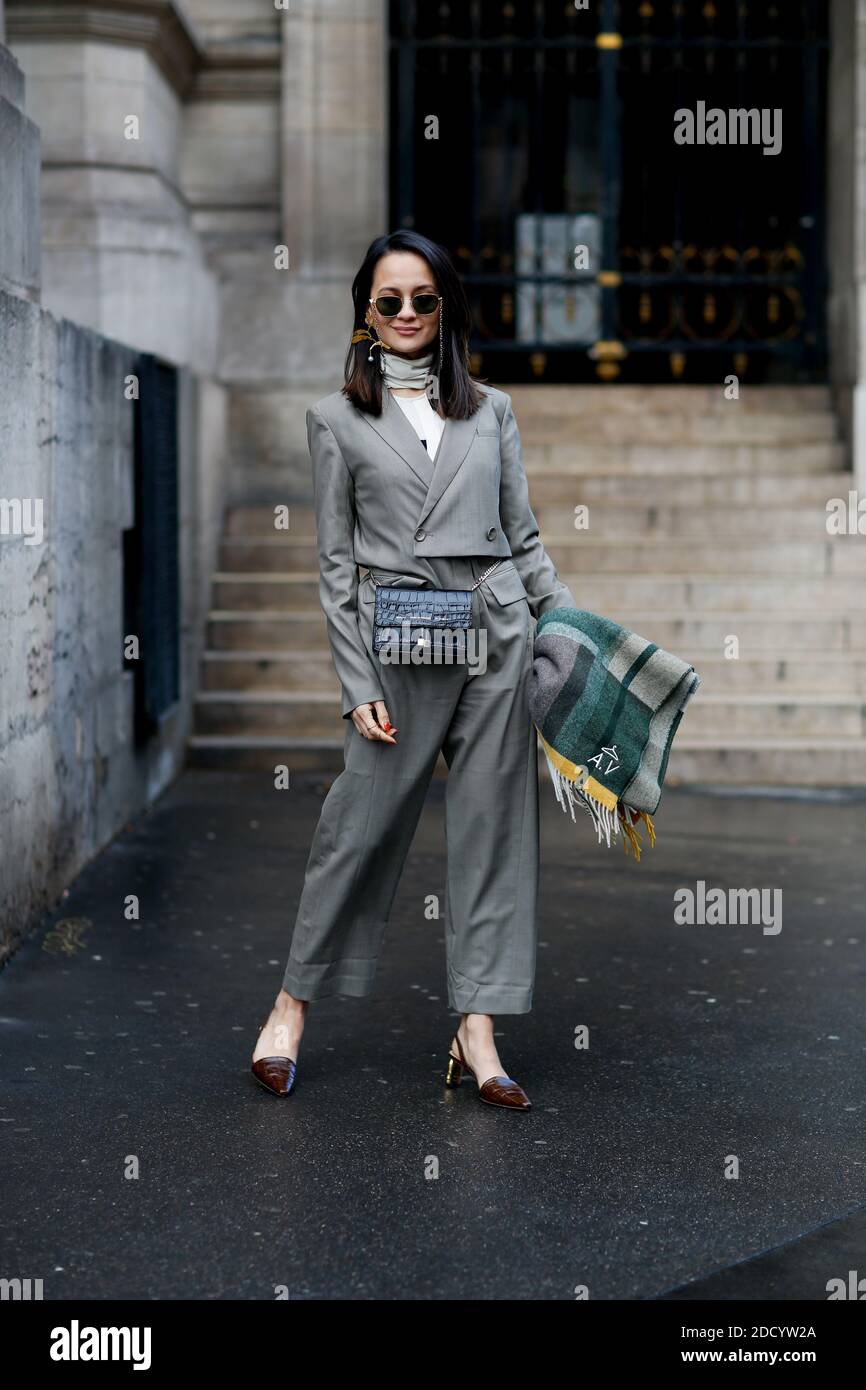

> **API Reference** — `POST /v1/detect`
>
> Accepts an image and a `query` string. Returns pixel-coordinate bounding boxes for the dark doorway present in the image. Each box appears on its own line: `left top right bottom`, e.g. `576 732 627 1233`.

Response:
125 354 180 744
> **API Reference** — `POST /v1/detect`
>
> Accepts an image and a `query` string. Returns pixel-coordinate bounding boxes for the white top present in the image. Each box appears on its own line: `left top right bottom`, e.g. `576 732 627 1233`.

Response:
391 391 445 459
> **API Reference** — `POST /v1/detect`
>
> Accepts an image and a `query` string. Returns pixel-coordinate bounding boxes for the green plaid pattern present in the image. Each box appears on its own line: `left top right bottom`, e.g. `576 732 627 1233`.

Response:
530 608 701 853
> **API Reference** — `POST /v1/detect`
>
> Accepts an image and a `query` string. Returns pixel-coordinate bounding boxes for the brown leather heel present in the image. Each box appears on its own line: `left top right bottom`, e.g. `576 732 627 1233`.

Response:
251 1055 297 1096
251 1014 298 1096
446 1027 531 1110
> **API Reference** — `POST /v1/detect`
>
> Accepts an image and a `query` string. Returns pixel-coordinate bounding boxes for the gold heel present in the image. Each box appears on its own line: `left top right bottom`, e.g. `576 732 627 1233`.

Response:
445 1054 463 1087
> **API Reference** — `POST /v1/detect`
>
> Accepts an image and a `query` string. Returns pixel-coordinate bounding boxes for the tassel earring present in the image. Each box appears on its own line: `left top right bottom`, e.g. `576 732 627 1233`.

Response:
351 323 389 364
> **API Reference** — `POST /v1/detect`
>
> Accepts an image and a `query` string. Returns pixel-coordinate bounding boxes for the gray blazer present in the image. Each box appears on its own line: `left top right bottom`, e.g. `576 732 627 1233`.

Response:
307 382 577 717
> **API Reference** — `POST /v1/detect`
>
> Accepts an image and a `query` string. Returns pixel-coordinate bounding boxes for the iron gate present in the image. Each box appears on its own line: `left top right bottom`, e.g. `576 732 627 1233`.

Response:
389 0 829 383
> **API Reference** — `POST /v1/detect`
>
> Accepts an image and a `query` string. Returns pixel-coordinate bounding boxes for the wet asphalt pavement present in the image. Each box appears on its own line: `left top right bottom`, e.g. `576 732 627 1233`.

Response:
1 768 864 1301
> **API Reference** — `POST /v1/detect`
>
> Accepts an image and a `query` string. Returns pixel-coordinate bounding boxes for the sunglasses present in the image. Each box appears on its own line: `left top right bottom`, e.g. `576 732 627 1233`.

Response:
369 293 442 318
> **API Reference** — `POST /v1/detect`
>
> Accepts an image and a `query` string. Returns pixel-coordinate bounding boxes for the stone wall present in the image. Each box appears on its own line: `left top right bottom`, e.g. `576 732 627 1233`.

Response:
0 40 39 302
7 1 220 375
0 288 229 962
0 24 230 960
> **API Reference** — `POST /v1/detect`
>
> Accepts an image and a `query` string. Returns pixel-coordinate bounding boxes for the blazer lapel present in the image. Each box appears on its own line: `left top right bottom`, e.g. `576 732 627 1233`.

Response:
360 389 435 488
357 392 479 529
417 412 479 527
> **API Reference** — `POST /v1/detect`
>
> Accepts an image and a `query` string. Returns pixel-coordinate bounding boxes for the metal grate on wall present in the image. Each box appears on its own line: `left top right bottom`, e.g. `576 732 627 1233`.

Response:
389 0 829 384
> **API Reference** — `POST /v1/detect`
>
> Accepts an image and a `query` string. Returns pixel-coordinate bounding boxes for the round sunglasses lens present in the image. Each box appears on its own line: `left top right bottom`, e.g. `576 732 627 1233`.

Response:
374 297 402 316
413 295 440 314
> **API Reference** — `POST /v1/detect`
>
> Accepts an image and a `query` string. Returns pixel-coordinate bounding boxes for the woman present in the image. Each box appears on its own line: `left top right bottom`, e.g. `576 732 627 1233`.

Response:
251 230 576 1108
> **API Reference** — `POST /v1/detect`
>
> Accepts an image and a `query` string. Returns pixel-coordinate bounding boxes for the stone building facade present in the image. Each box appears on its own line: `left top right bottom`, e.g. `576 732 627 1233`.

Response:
3 0 866 953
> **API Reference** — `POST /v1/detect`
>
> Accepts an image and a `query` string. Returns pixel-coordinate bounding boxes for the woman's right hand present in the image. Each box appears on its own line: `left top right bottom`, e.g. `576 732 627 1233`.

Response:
351 700 398 744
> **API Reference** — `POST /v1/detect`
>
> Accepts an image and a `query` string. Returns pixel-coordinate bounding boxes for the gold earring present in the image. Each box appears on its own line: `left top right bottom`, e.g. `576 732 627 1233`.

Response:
352 323 388 363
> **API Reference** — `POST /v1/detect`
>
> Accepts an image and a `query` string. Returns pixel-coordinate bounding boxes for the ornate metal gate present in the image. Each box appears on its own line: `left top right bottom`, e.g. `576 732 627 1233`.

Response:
389 0 829 383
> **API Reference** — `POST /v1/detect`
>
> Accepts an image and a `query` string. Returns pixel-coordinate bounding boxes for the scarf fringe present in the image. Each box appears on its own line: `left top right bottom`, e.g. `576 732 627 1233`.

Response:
542 749 656 862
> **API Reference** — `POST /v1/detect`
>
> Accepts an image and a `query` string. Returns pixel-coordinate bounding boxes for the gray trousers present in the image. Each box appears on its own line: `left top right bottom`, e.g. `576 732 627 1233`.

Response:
282 557 539 1015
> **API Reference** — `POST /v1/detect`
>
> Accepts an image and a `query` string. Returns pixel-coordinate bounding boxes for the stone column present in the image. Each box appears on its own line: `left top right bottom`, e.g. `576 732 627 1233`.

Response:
0 18 40 303
221 0 389 497
828 0 866 488
282 0 387 290
6 0 219 376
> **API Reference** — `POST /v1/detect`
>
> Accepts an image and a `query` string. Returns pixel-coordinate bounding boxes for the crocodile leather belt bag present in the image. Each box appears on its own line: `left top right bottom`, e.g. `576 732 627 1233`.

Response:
368 560 503 660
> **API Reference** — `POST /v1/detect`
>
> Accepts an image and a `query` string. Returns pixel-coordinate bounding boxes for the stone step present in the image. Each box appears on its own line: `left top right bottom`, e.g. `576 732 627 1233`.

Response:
216 534 866 576
503 384 834 415
187 735 349 773
219 505 850 553
219 539 317 572
192 690 866 740
229 471 310 504
212 575 319 610
686 694 866 739
532 502 845 539
203 382 860 786
513 411 837 446
201 650 338 690
226 506 317 538
546 538 866 576
185 733 866 786
664 740 866 787
526 471 855 506
207 611 326 648
606 612 866 653
198 649 866 695
522 441 845 474
194 691 338 737
211 572 866 613
560 575 866 611
223 471 856 527
206 609 866 653
671 656 866 694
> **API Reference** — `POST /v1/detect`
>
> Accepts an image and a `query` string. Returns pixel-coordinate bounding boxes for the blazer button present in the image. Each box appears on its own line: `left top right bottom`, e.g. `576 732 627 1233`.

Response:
486 526 497 540
415 527 426 541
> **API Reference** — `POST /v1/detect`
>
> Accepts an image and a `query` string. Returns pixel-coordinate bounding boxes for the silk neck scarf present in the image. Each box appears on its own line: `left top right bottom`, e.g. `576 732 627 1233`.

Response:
381 347 435 391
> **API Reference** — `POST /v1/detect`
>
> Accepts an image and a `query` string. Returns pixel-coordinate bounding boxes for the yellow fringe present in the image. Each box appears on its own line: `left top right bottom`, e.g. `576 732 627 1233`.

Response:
617 806 657 862
537 729 589 789
539 728 659 862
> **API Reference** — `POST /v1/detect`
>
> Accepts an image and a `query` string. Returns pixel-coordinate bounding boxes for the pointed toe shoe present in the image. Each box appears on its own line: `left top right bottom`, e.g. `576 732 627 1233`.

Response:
251 1056 297 1096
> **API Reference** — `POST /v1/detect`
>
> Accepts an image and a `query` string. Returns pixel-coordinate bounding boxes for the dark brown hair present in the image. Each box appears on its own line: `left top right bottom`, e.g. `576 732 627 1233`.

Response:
342 230 485 419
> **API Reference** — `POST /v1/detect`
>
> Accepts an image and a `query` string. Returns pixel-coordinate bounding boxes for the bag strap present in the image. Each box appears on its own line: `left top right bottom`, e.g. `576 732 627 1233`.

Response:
469 558 504 591
363 559 503 592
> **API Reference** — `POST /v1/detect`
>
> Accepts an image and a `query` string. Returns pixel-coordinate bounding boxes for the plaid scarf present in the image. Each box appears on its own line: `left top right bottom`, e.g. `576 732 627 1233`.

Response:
530 609 701 861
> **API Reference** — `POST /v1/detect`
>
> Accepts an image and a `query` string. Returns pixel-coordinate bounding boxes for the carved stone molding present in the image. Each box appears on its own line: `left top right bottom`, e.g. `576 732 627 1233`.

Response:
191 38 281 102
6 1 203 96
